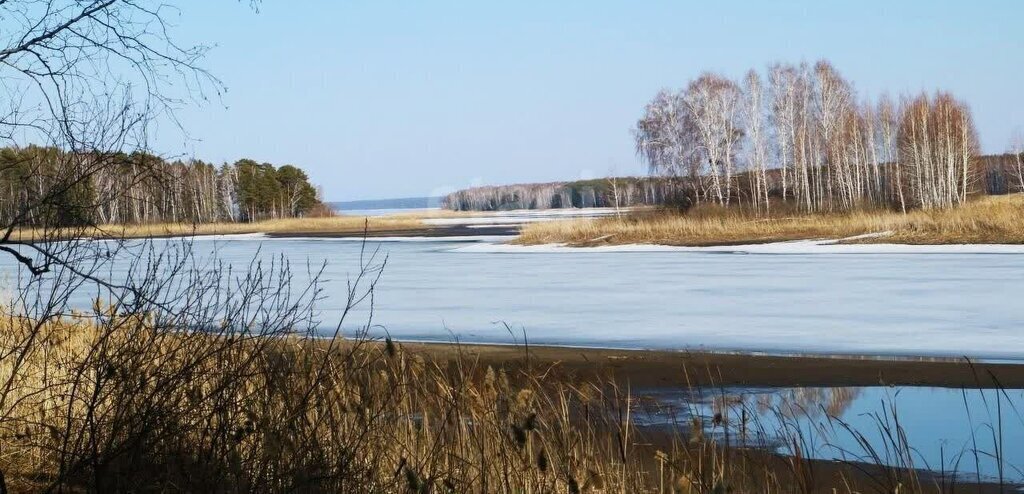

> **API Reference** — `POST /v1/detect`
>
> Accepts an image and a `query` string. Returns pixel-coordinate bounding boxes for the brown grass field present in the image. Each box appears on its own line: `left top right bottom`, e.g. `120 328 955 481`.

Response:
7 208 487 242
7 214 431 242
516 194 1024 247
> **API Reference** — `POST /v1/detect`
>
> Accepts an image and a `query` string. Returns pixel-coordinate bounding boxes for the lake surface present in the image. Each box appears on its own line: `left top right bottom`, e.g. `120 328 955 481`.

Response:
3 235 1024 359
103 235 1024 361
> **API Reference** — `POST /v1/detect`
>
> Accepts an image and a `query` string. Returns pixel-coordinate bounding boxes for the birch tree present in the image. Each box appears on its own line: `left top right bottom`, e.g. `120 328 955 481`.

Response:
683 73 743 206
877 95 907 212
812 61 855 211
743 70 770 212
898 92 979 209
634 89 702 202
769 63 813 208
1010 132 1024 192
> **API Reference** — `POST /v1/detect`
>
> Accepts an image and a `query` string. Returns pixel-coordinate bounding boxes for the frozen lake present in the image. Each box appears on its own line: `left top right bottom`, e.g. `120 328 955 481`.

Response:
4 235 1024 359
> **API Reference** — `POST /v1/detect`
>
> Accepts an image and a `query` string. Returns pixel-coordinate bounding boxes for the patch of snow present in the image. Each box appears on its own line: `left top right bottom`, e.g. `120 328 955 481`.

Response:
837 231 893 241
453 238 1024 255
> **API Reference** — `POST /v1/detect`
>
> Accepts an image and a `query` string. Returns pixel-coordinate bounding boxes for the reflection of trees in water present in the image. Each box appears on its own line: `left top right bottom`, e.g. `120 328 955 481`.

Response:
631 386 862 432
715 387 862 422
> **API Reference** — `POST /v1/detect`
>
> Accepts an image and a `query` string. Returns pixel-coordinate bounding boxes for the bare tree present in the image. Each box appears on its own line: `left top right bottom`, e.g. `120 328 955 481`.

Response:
769 63 813 209
877 94 907 212
1010 131 1024 193
683 73 743 206
898 92 979 209
861 100 881 205
743 70 770 213
607 167 623 217
812 60 855 211
634 89 704 204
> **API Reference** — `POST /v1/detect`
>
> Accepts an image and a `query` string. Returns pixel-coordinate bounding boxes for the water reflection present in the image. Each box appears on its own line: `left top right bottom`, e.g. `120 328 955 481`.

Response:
633 386 861 428
634 386 1024 483
724 386 862 420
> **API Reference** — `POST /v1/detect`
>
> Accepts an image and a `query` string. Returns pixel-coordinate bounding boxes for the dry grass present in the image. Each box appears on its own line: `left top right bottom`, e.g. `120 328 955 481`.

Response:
517 194 1024 246
0 309 715 492
8 215 432 242
8 208 486 242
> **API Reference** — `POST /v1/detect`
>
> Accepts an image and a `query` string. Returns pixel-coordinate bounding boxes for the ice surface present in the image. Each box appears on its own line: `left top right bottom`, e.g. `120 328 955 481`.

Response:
6 237 1024 359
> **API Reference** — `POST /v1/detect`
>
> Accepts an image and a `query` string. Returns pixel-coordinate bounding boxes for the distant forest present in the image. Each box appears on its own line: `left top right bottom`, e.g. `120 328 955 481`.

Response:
442 177 682 211
0 146 323 227
442 153 1024 212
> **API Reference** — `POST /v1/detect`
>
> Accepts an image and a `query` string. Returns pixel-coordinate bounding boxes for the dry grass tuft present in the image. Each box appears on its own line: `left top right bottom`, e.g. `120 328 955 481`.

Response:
516 194 1024 246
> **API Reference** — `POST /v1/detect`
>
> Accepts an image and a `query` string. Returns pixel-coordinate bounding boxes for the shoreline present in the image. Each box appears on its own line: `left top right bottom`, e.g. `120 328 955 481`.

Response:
264 224 520 238
393 340 1024 389
31 195 1024 248
204 222 1024 253
150 226 1024 257
514 195 1024 247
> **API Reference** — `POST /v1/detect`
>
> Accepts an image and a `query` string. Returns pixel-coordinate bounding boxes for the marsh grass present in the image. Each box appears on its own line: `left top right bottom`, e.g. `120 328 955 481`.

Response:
7 215 430 242
7 207 488 242
0 308 657 492
516 194 1024 246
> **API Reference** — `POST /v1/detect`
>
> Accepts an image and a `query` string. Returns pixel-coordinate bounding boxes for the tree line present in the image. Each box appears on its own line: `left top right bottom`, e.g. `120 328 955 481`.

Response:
635 59 988 213
442 177 687 211
442 152 1022 212
0 146 322 227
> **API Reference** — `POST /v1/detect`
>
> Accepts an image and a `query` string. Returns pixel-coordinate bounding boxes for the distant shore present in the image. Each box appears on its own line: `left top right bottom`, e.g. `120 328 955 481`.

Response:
265 224 518 238
233 194 1024 248
23 194 1024 249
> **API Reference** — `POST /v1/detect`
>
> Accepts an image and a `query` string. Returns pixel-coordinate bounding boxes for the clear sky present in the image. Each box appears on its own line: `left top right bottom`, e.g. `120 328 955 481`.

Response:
161 1 1023 201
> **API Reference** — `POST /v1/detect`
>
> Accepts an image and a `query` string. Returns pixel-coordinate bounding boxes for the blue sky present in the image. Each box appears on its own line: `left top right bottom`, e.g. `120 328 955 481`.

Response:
162 1 1024 201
